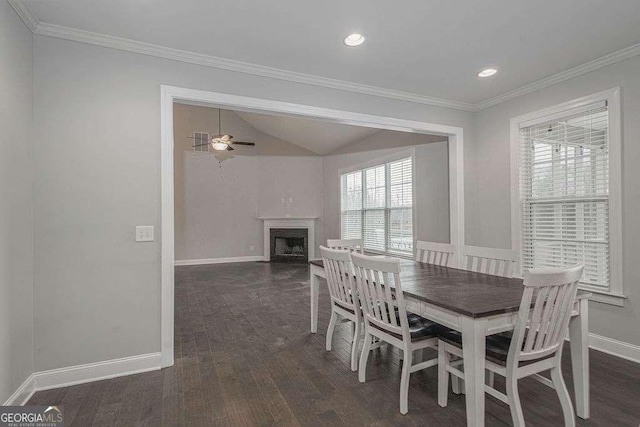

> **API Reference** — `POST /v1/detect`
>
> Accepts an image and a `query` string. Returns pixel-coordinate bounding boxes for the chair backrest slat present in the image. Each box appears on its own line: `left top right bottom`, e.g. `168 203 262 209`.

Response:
327 238 364 254
351 253 408 339
461 245 519 278
416 241 456 267
320 246 358 312
508 265 583 365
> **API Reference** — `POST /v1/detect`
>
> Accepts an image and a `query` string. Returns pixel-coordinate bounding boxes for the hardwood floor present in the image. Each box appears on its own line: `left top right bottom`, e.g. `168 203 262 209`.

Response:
28 262 640 426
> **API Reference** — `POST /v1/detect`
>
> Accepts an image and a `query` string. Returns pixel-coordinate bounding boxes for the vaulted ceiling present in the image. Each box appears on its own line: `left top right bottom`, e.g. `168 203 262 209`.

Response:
22 0 640 108
235 111 379 155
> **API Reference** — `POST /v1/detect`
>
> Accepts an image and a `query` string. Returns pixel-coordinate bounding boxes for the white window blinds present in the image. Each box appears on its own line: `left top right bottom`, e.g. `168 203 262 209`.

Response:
519 102 610 291
340 157 413 256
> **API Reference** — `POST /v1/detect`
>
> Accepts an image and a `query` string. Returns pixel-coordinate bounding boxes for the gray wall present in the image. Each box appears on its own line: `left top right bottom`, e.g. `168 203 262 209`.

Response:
323 136 450 247
469 55 640 346
32 35 474 371
173 104 322 261
24 26 640 376
0 4 34 403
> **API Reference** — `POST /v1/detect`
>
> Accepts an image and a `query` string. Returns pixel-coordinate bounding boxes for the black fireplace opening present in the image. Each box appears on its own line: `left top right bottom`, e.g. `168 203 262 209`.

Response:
270 228 308 263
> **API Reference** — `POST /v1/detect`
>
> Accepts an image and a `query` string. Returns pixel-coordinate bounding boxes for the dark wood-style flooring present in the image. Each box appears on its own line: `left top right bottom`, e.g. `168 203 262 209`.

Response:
28 262 640 426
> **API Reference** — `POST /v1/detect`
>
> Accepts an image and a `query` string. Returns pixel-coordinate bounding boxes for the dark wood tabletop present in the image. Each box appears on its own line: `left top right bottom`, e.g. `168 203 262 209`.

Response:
309 258 588 318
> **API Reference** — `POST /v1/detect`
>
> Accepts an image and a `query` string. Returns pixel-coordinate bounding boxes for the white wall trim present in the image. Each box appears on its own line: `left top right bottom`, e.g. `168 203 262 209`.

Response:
175 256 264 266
11 0 640 113
589 334 640 364
7 0 39 32
3 353 161 406
3 374 36 406
477 42 640 110
161 85 466 368
28 22 474 112
32 353 161 393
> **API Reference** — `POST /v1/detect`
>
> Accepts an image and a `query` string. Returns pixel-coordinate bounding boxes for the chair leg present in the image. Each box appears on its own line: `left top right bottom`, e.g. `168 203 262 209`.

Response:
550 365 576 427
452 375 462 394
487 370 495 387
506 374 525 427
438 342 449 407
350 320 361 372
358 330 372 383
399 345 413 415
451 357 462 395
326 310 337 351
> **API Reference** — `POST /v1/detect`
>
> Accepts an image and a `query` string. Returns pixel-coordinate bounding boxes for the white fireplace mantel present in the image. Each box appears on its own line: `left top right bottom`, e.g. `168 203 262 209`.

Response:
259 217 317 261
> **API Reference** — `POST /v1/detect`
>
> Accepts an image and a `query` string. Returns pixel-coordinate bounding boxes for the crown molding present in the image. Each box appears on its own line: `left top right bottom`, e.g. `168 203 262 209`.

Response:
32 21 476 111
7 0 39 32
12 0 640 112
476 41 640 110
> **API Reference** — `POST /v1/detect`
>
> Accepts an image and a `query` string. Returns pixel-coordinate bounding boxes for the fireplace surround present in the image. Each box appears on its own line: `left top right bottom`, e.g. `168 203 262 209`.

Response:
259 217 317 262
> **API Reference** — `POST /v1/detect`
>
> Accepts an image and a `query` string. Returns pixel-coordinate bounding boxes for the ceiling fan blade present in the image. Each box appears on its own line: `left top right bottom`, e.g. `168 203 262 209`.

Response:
192 143 209 148
226 146 235 151
231 141 255 146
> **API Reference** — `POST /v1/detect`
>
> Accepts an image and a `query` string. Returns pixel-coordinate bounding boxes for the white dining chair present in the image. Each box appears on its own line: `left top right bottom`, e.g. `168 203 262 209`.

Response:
462 245 519 278
326 238 364 254
351 252 441 414
416 241 456 267
437 264 584 427
320 246 362 371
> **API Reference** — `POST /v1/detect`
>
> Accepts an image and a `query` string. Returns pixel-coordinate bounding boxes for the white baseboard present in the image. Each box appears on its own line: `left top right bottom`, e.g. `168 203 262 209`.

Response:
589 333 640 364
3 374 36 406
175 256 264 266
3 352 161 406
32 352 161 392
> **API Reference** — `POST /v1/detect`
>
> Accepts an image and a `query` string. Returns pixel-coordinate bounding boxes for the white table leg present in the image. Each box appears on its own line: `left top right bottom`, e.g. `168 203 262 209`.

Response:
461 316 488 427
310 268 320 333
569 298 590 419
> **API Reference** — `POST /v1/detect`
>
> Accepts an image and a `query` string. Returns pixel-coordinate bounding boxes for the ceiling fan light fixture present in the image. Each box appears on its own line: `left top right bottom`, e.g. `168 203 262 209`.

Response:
211 140 228 151
344 33 365 47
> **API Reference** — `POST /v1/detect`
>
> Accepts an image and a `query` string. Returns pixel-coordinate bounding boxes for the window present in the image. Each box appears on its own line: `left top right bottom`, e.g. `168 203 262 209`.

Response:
513 89 623 304
341 157 413 256
193 132 209 152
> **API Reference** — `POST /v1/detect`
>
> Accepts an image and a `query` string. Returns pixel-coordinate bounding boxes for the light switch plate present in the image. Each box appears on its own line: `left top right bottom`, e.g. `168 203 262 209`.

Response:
136 226 154 242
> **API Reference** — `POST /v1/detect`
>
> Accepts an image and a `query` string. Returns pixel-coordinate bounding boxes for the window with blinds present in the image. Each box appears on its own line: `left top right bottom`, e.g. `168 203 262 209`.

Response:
519 102 610 291
340 157 413 256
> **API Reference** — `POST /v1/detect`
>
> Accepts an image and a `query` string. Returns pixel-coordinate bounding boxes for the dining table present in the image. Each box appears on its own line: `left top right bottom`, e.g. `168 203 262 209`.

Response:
309 258 590 427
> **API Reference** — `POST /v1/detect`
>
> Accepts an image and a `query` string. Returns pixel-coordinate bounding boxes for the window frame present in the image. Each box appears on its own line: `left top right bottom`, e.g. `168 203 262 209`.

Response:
510 88 624 306
339 149 417 258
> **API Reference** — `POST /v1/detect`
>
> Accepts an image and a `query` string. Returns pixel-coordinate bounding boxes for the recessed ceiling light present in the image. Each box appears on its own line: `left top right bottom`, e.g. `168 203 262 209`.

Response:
478 68 498 77
344 33 365 47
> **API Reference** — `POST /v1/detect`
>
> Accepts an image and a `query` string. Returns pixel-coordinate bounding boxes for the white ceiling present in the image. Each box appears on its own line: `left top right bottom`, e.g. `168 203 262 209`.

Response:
25 0 640 105
235 111 379 155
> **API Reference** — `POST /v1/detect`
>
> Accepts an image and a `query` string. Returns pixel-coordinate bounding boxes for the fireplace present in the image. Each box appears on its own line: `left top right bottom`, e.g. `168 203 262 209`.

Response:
270 228 308 263
260 217 316 262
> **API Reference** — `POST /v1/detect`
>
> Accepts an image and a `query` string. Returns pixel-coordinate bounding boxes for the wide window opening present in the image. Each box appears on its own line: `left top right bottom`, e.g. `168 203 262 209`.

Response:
340 157 413 256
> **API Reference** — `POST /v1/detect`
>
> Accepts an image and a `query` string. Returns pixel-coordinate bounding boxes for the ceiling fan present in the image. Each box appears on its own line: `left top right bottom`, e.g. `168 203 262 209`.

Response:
189 109 256 151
